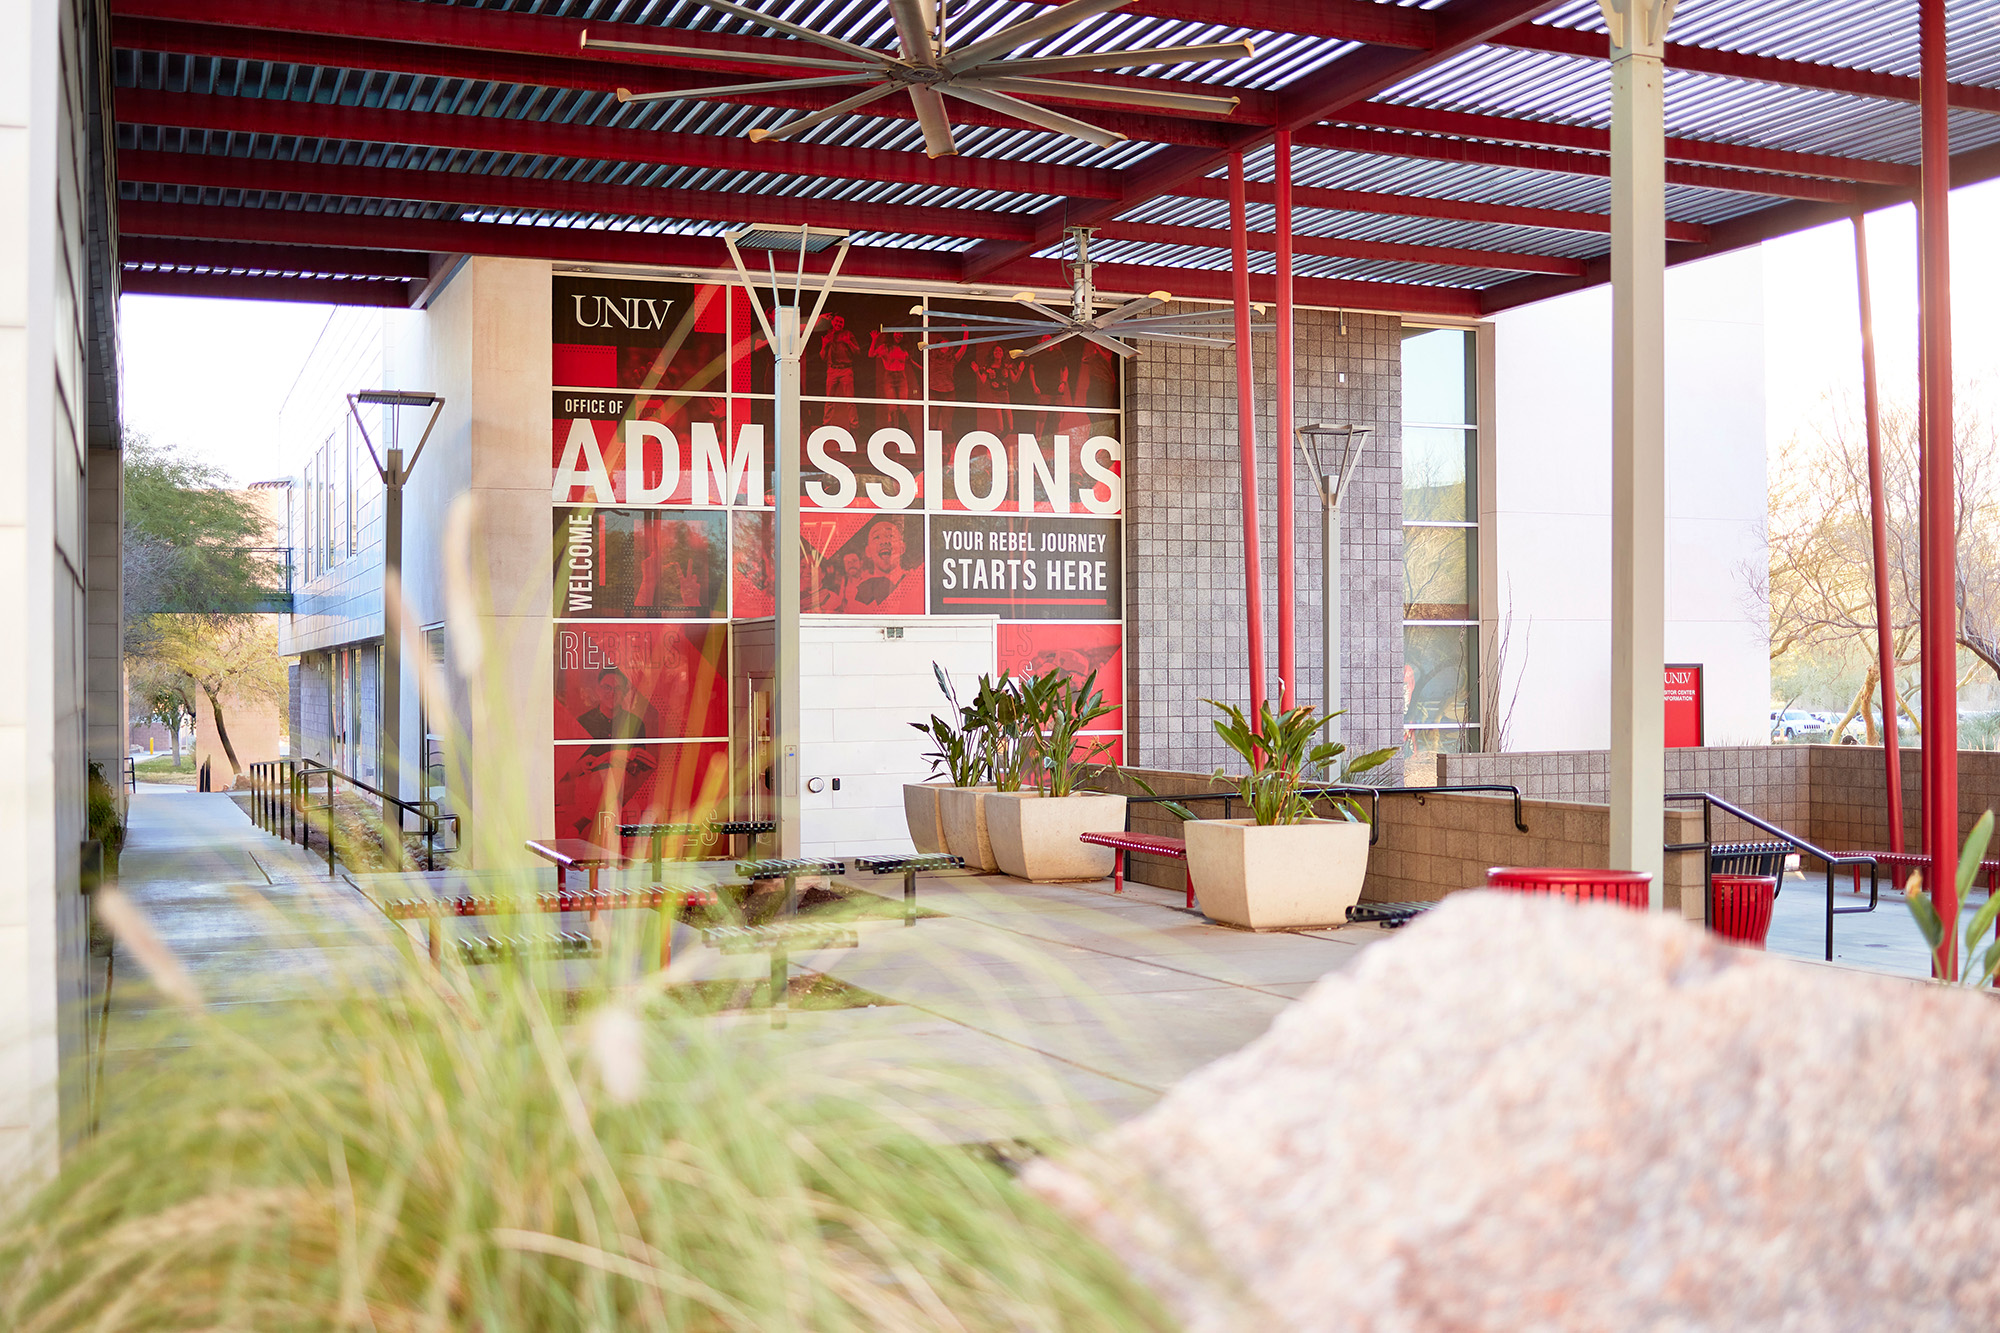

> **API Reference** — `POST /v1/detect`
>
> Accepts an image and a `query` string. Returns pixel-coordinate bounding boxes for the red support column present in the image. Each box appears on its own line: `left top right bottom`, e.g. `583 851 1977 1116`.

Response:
1229 151 1267 727
1919 0 1958 973
1275 131 1298 710
1853 211 1906 856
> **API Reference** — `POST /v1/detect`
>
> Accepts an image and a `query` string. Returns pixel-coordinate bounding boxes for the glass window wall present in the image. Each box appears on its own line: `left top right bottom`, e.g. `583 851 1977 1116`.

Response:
1400 327 1480 754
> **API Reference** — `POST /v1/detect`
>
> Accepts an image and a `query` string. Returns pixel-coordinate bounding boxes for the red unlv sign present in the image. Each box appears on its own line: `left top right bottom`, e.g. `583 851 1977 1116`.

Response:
1664 663 1704 748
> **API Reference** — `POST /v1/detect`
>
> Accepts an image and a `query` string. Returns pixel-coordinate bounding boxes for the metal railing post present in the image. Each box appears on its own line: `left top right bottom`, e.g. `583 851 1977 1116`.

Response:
327 769 336 877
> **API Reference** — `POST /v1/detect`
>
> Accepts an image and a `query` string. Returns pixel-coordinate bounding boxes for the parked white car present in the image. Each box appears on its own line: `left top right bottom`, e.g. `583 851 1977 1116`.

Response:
1769 709 1825 741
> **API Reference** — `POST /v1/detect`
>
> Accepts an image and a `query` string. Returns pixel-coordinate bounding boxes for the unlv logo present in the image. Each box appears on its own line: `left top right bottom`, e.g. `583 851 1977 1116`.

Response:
570 294 674 332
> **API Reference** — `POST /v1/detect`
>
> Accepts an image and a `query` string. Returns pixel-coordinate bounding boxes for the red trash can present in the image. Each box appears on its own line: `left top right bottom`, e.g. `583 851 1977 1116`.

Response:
1486 867 1652 910
1709 873 1777 949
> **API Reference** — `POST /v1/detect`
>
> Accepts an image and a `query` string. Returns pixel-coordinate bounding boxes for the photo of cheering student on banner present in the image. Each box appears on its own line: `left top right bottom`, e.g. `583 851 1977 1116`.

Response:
733 508 926 617
554 623 729 743
553 277 729 393
923 310 1119 413
553 740 729 850
554 507 727 620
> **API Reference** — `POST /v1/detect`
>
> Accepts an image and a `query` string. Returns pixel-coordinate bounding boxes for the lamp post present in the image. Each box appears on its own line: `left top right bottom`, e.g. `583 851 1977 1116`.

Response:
345 390 445 837
722 224 852 860
1296 424 1373 742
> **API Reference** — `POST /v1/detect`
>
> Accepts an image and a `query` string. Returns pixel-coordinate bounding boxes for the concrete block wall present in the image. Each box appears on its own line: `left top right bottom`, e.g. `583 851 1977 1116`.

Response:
1126 308 1403 778
1098 768 1704 916
1442 746 1812 845
1809 746 2000 853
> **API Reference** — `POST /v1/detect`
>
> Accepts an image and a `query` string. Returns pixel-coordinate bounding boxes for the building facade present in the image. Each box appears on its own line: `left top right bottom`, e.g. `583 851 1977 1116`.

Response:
276 254 1766 863
1 0 123 1185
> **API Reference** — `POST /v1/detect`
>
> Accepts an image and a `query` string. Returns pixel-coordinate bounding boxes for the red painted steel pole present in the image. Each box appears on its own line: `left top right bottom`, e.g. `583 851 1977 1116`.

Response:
1275 130 1298 710
1229 151 1267 727
1919 0 1958 973
1853 211 1906 856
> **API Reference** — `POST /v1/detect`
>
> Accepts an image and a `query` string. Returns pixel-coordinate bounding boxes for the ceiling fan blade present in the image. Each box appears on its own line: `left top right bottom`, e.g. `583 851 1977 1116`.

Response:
919 328 1064 351
1115 329 1236 345
581 30 873 73
970 75 1240 115
1091 293 1169 323
940 83 1124 147
1010 330 1082 357
989 41 1255 77
615 72 884 103
887 0 938 65
673 0 902 67
747 81 902 142
942 0 1132 74
1077 328 1141 358
910 85 957 158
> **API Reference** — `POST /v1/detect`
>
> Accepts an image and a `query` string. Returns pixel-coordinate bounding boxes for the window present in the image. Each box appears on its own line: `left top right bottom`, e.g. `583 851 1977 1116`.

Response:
1401 326 1479 754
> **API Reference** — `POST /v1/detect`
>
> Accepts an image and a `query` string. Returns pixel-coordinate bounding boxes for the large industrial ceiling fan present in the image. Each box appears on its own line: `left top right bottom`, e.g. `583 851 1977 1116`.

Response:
581 0 1254 156
888 226 1244 359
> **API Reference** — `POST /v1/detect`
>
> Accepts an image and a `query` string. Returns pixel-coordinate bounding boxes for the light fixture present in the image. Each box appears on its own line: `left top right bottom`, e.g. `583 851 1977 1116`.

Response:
1296 423 1374 740
582 0 1253 158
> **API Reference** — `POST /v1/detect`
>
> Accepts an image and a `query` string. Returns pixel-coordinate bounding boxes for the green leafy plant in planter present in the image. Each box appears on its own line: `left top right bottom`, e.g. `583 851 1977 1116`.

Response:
1204 698 1397 825
1906 809 1999 983
1033 668 1117 797
912 663 987 788
966 673 1039 793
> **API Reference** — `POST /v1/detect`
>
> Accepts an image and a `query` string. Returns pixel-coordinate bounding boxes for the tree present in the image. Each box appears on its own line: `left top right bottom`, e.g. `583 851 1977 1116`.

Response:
128 657 196 768
122 432 287 782
1751 398 2000 741
135 616 285 784
122 432 272 650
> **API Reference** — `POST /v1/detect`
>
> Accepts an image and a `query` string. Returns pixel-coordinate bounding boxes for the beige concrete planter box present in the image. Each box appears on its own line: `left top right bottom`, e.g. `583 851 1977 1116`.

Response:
938 785 998 872
1184 817 1372 929
903 783 948 854
985 791 1128 882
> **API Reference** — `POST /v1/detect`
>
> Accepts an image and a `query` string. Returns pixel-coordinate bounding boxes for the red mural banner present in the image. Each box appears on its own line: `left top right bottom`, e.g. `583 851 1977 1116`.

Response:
555 622 728 743
998 622 1124 732
553 740 730 848
554 507 727 620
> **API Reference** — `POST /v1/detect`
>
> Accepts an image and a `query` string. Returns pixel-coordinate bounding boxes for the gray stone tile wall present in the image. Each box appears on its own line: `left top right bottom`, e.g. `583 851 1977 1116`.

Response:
1126 308 1403 777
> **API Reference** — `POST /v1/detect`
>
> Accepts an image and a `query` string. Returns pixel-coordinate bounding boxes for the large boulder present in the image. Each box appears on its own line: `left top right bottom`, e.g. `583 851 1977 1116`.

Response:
1028 892 2000 1332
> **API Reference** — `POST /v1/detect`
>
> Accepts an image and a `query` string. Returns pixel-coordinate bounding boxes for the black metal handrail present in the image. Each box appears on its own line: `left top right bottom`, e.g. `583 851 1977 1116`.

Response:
1121 783 1529 846
1666 790 1879 962
248 756 457 873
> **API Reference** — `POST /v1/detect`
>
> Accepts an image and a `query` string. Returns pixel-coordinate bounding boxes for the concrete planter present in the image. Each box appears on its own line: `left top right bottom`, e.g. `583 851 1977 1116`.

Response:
938 785 998 872
985 791 1128 882
903 783 949 854
1184 817 1372 930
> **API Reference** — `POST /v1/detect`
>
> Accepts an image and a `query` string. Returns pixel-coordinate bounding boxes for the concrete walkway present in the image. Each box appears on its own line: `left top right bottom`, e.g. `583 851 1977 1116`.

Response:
102 784 1396 1137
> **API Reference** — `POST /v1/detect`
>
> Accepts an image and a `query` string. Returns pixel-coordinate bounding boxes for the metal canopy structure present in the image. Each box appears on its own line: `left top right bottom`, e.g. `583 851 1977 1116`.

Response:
112 0 2000 313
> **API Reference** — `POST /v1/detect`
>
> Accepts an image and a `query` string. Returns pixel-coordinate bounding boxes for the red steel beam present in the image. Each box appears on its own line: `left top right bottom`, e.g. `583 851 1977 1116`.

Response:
1852 211 1905 859
1274 128 1296 711
118 201 1491 317
960 0 1572 279
1918 0 1958 972
1492 21 2000 117
1229 151 1267 724
114 88 1121 202
113 14 1244 149
1098 220 1584 275
120 235 432 279
122 149 1588 274
121 267 415 305
1301 124 1857 203
1342 103 1917 187
1182 176 1708 242
118 149 1041 244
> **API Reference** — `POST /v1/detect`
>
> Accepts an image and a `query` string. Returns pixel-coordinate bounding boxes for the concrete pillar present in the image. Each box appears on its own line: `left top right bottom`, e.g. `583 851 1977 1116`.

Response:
1600 0 1676 903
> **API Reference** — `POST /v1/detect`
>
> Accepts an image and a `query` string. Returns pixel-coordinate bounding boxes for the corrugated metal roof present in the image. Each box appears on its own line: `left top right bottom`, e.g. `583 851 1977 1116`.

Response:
114 0 2000 304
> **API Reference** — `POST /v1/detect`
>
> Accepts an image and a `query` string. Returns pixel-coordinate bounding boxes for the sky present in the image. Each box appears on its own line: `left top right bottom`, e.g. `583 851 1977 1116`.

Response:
119 177 2000 486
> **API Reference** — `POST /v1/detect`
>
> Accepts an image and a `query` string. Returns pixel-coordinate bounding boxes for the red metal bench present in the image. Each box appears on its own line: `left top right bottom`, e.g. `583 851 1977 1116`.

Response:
1839 849 2000 898
386 885 720 966
1079 831 1195 909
